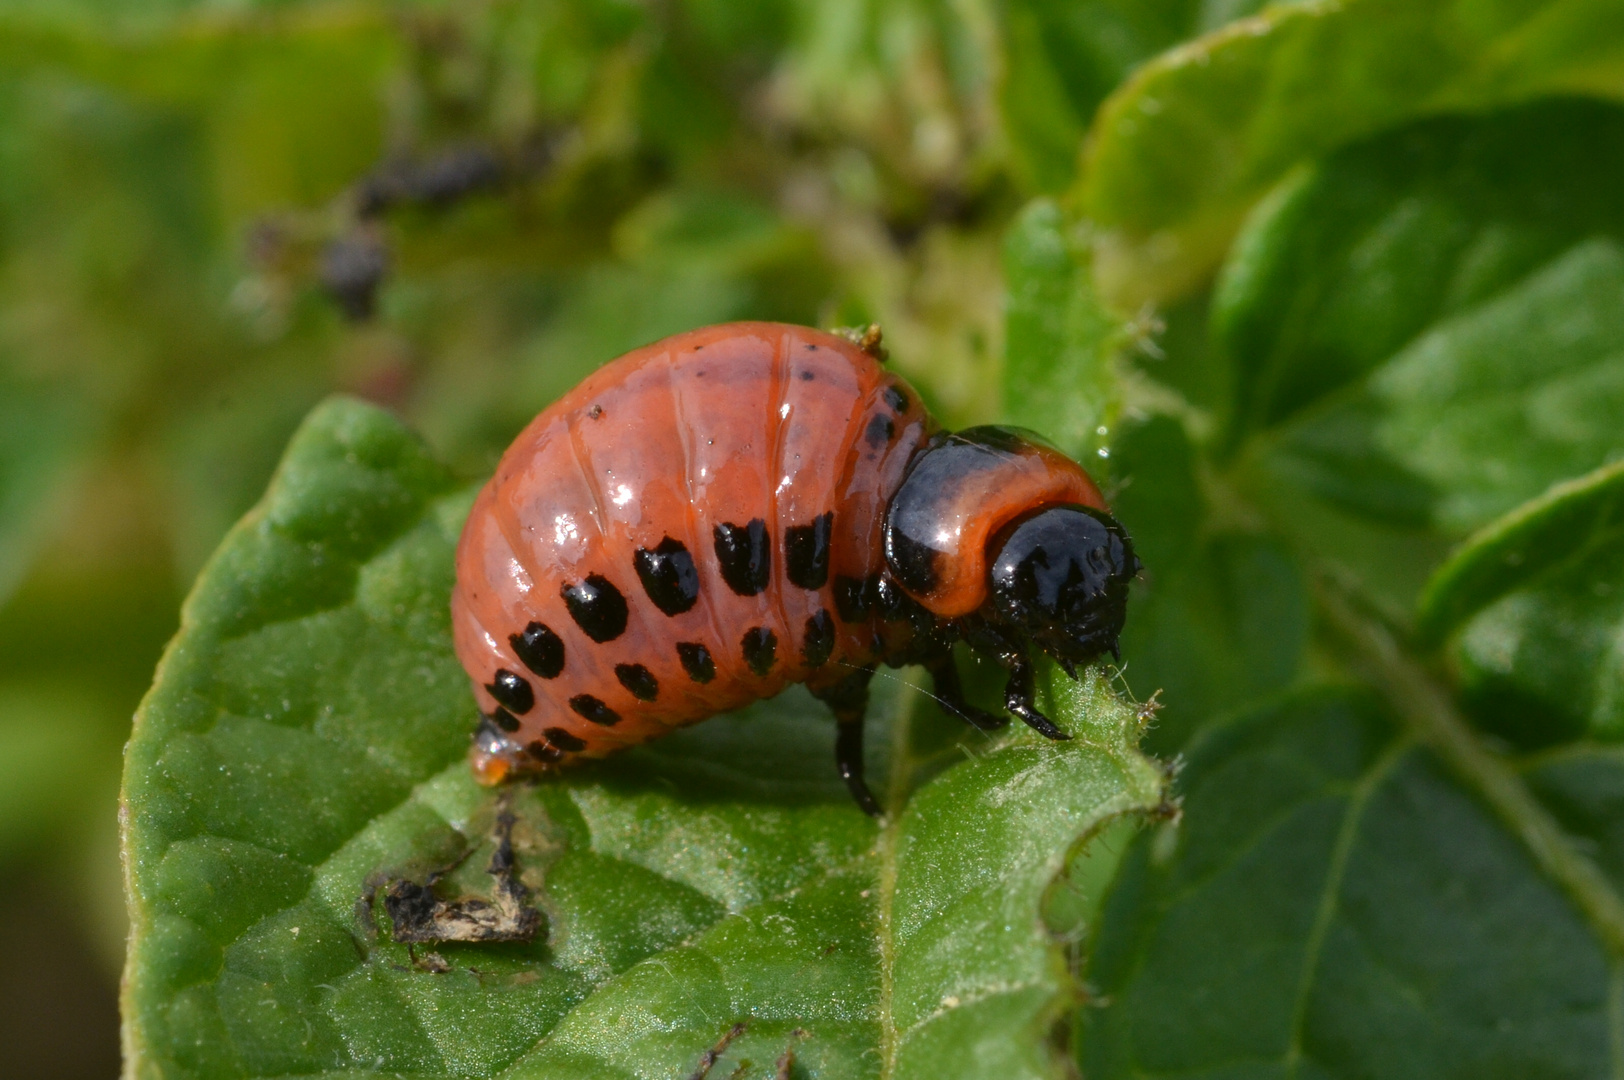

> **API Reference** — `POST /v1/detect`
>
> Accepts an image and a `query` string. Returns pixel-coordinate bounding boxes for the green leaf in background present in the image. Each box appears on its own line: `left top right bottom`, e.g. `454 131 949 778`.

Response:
122 397 1168 1079
159 364 335 579
1079 0 1624 308
1411 461 1624 747
1269 236 1624 535
1202 103 1624 539
0 370 99 606
1105 415 1310 753
0 684 121 859
1081 685 1624 1078
999 0 1272 194
1001 199 1121 460
1418 459 1624 643
0 14 399 217
1216 99 1624 442
1453 533 1624 748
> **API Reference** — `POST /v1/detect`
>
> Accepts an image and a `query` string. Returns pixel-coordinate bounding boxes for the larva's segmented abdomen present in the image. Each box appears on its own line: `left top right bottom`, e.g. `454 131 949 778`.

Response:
450 322 932 779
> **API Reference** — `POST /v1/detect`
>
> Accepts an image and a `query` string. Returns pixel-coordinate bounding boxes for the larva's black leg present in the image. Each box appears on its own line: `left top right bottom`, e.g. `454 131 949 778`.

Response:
924 652 1006 731
811 665 882 816
836 716 881 816
1003 651 1071 741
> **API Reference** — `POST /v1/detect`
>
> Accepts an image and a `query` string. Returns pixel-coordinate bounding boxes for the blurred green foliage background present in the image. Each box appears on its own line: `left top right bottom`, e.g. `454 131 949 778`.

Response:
7 0 1624 1074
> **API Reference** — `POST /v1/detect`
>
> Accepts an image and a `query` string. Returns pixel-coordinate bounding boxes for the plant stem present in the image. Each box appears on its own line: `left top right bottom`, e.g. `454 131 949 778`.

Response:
1317 578 1624 958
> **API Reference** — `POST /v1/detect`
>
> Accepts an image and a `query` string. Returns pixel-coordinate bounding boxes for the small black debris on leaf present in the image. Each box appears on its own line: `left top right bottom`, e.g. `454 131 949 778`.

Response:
382 807 543 944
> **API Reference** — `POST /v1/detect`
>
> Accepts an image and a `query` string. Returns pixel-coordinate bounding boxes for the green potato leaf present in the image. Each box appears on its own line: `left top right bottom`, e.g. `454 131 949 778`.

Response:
1002 199 1122 460
1452 533 1624 747
1418 459 1624 643
1081 685 1624 1078
1215 99 1624 440
1207 104 1624 537
1106 415 1311 754
1415 461 1624 746
1078 0 1624 308
122 397 1169 1079
1270 235 1624 535
998 0 1279 194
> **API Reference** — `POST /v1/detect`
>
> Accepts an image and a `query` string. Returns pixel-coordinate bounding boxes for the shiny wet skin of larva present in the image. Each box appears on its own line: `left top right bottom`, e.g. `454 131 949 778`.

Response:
451 321 1140 814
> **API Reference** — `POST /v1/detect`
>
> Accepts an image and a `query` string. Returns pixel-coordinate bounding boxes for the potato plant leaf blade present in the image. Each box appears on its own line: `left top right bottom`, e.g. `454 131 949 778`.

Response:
121 397 1167 1080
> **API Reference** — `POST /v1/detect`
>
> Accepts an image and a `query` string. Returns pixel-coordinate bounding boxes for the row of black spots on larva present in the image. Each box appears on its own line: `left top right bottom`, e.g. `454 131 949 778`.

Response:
635 514 828 608
490 511 845 716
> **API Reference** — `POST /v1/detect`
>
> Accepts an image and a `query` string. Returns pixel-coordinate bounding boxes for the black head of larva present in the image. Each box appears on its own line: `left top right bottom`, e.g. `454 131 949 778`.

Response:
986 504 1141 668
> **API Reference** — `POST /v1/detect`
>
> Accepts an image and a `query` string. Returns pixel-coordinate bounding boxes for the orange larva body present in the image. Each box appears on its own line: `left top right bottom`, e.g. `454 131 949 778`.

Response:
454 323 927 776
452 321 1136 810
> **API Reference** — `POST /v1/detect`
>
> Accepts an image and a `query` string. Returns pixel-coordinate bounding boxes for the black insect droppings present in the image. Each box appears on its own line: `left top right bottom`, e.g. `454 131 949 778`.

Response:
382 802 542 945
